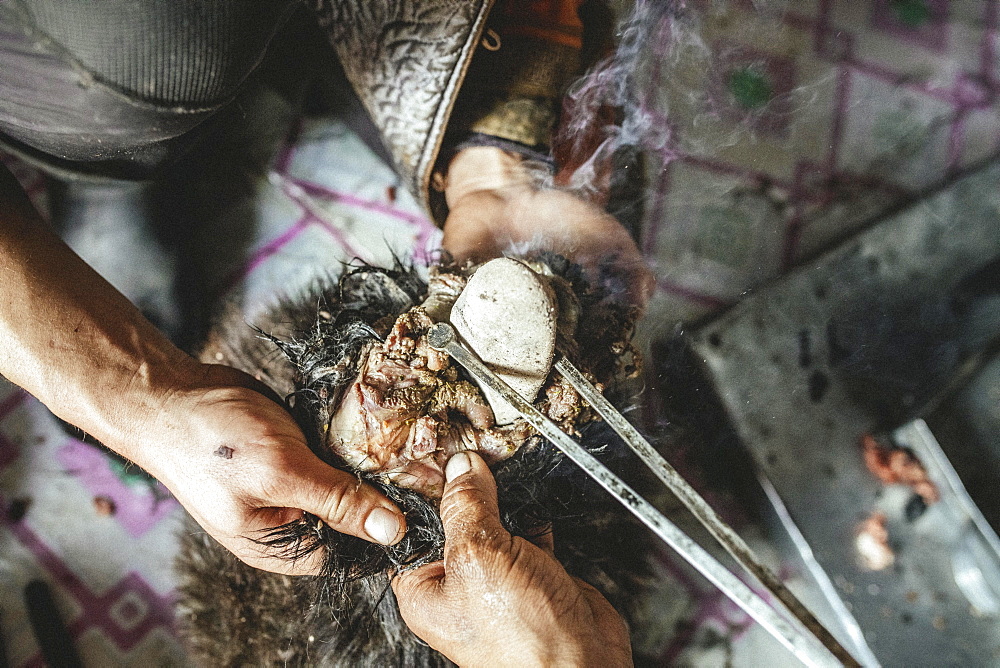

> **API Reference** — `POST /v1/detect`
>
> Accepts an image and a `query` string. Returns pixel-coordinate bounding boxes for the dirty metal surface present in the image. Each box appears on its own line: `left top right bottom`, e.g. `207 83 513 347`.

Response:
686 160 1000 665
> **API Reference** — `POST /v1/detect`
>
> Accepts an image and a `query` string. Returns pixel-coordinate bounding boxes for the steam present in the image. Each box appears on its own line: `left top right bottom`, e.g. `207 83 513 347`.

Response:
557 0 799 198
556 0 683 197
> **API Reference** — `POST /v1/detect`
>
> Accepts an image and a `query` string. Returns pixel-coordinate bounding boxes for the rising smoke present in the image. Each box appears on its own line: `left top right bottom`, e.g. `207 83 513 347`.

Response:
559 0 800 199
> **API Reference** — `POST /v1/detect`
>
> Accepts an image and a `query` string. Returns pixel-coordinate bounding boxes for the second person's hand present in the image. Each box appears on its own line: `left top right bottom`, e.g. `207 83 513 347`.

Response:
441 147 654 310
392 451 633 667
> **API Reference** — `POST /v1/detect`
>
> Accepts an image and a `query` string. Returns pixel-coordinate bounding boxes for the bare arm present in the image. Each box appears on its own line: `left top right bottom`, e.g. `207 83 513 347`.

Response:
0 168 196 448
0 166 405 574
441 147 653 308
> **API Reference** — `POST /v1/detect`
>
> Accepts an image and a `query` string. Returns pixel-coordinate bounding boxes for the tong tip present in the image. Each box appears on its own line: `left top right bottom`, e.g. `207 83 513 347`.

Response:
427 322 456 350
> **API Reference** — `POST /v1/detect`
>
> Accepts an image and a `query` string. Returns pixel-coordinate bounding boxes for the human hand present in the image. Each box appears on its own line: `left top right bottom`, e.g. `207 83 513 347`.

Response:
441 147 654 309
0 167 404 577
392 451 632 667
136 363 406 575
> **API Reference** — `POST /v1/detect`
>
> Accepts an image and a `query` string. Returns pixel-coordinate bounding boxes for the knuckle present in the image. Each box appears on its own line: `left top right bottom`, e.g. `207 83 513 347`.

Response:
392 577 424 616
446 526 509 572
470 525 509 549
440 485 491 523
310 480 358 526
259 441 299 472
445 544 489 580
248 447 324 499
445 477 481 500
446 539 478 564
251 467 290 503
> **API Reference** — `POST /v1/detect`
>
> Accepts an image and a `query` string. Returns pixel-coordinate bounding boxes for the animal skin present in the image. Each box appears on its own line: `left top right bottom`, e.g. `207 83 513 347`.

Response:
175 255 654 667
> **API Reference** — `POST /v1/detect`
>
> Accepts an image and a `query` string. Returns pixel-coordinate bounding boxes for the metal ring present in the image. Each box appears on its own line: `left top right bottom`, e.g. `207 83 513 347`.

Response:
481 28 501 51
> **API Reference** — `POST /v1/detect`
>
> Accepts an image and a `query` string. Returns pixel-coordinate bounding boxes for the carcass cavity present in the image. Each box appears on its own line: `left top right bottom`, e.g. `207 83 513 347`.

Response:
325 307 531 498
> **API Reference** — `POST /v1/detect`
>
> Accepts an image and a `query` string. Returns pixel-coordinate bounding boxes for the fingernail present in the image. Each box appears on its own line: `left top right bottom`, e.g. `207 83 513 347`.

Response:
445 452 472 482
365 507 401 545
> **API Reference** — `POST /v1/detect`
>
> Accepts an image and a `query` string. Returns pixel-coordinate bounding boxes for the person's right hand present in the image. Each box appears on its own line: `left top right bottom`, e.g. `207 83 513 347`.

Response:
392 451 633 667
441 147 655 311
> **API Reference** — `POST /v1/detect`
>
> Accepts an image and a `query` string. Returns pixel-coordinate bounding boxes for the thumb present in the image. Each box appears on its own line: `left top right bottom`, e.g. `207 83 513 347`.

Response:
393 451 506 634
438 451 509 556
270 453 406 546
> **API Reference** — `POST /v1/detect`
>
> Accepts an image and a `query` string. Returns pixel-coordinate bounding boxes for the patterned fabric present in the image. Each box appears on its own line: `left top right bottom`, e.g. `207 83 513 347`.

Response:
0 388 187 666
309 0 495 223
464 0 586 156
638 0 1000 328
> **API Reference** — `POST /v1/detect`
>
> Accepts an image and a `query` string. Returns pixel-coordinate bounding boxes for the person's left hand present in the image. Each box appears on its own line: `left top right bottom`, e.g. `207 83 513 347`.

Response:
134 363 407 575
441 147 654 310
392 451 633 667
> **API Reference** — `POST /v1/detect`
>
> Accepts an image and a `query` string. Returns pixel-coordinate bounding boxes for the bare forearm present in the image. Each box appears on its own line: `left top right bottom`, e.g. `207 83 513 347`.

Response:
0 167 195 459
440 147 653 307
0 168 406 570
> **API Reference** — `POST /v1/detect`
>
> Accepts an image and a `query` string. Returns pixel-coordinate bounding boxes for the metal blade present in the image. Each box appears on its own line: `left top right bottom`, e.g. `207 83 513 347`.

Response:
554 356 859 667
427 322 843 668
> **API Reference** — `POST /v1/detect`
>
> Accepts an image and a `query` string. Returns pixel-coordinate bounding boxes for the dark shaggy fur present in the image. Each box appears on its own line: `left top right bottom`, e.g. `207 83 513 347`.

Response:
176 256 654 667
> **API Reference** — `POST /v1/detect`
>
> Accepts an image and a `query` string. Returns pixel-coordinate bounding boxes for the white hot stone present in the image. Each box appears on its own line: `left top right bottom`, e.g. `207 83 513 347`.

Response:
450 258 558 425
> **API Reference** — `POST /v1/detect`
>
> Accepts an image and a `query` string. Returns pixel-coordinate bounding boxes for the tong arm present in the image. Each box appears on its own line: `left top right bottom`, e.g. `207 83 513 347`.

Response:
427 322 846 668
554 357 859 667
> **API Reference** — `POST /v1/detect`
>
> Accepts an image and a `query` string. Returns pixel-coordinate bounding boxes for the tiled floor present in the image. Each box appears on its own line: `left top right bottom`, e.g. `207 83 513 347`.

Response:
3 2 1000 665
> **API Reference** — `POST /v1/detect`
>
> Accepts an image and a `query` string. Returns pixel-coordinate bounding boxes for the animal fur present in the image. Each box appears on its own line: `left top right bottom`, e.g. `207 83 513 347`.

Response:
175 255 654 667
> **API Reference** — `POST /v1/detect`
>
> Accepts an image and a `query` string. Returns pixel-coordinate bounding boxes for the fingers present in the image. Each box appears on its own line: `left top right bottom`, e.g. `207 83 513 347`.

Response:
268 453 406 548
592 253 655 311
393 451 509 650
441 196 509 266
391 560 447 637
241 506 331 577
437 451 510 556
444 147 534 207
573 577 633 664
443 185 653 311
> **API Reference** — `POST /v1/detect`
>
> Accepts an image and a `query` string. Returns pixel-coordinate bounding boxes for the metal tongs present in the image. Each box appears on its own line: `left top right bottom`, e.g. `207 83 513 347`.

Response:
428 322 857 668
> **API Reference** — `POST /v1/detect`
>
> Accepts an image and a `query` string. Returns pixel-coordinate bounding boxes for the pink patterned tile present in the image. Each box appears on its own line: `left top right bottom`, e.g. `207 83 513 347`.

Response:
710 43 799 138
871 0 950 52
55 440 176 539
5 516 178 656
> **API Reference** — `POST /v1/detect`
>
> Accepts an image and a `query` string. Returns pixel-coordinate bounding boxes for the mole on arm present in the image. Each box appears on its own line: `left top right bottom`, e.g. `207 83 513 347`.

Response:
214 445 235 460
